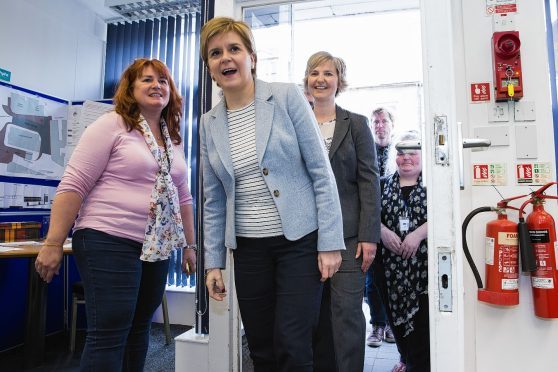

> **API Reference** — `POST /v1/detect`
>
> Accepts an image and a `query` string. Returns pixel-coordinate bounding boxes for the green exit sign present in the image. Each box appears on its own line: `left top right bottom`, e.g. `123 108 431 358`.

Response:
0 68 11 82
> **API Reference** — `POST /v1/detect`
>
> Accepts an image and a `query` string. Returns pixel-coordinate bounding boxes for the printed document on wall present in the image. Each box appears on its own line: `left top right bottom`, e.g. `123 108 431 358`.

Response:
0 84 67 180
66 100 114 160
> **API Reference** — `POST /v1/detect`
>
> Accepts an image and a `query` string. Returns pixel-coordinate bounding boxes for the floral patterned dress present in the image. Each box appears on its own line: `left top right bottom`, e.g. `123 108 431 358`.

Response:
380 171 428 337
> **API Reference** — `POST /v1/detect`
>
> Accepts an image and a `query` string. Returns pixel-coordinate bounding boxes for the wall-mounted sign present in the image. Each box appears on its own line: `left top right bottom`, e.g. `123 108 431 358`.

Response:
0 68 11 82
472 163 507 186
471 83 491 102
486 0 517 15
516 162 552 185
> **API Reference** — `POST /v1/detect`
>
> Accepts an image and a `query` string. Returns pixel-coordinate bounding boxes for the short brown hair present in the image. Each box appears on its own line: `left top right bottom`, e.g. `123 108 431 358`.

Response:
372 107 394 123
113 58 182 144
303 51 348 97
200 17 257 77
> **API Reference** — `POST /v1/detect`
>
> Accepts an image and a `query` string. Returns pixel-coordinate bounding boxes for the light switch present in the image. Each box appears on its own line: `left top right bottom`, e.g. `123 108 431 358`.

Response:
488 102 510 122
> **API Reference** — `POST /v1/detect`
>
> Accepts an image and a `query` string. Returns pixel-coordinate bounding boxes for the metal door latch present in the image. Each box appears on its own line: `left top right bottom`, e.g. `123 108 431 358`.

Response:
434 115 449 165
438 251 453 312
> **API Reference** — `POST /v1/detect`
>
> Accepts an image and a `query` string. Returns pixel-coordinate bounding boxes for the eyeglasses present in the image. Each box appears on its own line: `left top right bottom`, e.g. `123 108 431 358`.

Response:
396 151 420 157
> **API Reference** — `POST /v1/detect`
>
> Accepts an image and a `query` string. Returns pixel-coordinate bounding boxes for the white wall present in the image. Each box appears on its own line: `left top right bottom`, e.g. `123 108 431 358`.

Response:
457 1 558 371
0 0 106 101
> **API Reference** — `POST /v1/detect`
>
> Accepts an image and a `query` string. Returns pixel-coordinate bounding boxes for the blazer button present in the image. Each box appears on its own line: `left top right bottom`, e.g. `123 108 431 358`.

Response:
273 190 280 197
262 168 269 176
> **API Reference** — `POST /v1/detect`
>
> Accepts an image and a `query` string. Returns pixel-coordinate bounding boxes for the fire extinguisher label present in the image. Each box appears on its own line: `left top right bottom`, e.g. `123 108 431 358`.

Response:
496 232 519 280
532 277 554 289
485 237 495 265
502 279 518 290
529 229 550 243
533 242 554 276
498 232 518 245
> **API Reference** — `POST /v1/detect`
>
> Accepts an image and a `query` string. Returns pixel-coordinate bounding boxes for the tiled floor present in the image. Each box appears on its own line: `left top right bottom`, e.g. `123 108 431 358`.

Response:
363 301 400 372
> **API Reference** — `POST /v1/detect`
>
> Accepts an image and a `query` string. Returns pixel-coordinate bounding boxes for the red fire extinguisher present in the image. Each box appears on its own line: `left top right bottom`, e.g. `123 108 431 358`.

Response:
519 182 558 318
463 195 528 306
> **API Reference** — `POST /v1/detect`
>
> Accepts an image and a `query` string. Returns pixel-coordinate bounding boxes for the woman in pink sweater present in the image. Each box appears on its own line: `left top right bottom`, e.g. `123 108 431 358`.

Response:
35 59 196 371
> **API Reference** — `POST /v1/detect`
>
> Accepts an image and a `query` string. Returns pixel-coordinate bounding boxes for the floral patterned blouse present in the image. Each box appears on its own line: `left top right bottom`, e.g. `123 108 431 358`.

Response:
380 171 428 337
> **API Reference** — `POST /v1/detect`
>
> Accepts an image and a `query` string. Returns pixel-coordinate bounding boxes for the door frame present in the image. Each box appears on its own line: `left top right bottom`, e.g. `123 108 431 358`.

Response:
209 1 467 370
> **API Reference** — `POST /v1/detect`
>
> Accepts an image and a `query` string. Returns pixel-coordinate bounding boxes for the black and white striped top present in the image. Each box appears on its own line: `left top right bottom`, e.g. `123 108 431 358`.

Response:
227 102 283 237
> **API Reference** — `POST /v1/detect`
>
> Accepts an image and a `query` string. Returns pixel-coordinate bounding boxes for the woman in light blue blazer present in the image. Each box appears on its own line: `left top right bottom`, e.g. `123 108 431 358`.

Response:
199 17 345 372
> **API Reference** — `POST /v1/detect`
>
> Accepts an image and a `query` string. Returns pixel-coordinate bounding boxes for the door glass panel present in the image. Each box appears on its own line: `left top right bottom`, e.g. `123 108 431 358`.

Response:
243 1 423 133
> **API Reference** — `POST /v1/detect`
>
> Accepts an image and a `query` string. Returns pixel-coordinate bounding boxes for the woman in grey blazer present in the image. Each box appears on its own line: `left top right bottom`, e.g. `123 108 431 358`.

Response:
305 51 381 372
199 18 345 372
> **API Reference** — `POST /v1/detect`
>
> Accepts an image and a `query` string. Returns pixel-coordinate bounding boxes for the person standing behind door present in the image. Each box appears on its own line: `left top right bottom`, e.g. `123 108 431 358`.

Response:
366 107 397 348
305 51 381 372
378 130 429 372
372 107 395 177
199 18 344 372
35 58 197 371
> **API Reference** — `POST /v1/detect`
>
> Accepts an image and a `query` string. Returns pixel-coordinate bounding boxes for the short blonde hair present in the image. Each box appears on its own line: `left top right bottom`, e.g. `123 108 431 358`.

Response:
303 51 348 97
200 17 257 77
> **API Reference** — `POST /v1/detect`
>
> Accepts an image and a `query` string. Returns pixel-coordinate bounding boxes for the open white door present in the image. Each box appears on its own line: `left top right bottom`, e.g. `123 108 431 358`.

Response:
419 0 465 371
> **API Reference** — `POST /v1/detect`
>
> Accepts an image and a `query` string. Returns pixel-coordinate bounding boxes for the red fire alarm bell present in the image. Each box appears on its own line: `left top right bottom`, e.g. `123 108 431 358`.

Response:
492 31 523 101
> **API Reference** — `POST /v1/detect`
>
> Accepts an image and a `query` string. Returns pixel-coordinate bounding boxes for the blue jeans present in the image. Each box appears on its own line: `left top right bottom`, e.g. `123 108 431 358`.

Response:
233 231 322 372
366 261 388 326
72 228 169 372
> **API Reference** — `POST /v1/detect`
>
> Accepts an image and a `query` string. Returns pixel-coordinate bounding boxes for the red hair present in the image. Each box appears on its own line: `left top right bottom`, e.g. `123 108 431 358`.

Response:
113 58 183 144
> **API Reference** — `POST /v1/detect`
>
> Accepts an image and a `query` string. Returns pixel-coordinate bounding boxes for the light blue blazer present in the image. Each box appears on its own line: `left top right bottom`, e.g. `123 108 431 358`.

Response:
201 79 345 269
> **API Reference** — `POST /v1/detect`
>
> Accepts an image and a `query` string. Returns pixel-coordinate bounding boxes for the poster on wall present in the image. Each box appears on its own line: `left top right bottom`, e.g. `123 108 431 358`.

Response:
66 100 114 160
486 0 517 14
470 83 491 102
0 84 68 180
516 162 553 185
472 163 507 186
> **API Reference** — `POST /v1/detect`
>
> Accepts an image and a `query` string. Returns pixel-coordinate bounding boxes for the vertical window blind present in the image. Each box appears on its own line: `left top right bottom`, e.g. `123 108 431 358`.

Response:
103 12 201 288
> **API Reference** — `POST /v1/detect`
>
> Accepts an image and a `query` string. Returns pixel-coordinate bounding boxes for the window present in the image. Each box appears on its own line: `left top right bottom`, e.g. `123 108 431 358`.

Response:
243 1 423 133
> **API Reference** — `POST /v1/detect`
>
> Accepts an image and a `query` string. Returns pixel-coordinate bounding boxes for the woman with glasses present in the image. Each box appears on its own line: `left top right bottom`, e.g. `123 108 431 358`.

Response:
377 130 429 372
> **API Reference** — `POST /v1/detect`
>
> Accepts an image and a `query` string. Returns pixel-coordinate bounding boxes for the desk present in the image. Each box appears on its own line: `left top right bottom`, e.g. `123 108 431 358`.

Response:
0 241 71 368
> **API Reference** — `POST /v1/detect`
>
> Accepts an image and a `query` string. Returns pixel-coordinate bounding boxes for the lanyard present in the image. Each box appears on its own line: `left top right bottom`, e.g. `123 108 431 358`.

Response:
399 191 411 234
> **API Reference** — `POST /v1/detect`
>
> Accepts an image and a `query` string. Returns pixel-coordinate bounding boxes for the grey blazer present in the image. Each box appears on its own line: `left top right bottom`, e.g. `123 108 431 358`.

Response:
329 105 381 242
201 79 345 269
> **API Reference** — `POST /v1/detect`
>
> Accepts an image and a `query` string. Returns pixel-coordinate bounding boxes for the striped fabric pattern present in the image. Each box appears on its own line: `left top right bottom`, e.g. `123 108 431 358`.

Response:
227 102 283 238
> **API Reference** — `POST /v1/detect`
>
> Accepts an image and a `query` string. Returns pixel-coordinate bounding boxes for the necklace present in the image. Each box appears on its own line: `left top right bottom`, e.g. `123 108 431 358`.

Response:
318 116 336 125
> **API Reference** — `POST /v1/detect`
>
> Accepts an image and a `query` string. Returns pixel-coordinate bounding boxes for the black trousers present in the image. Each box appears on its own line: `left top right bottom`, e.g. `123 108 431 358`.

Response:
313 236 366 372
233 231 322 372
374 259 431 372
